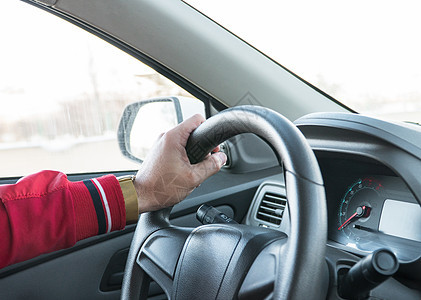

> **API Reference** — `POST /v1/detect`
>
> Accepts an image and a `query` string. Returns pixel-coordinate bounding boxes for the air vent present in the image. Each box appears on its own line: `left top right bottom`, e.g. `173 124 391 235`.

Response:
256 192 287 225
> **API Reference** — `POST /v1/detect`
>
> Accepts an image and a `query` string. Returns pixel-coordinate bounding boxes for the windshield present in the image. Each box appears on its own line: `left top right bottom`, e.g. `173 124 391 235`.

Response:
185 0 421 123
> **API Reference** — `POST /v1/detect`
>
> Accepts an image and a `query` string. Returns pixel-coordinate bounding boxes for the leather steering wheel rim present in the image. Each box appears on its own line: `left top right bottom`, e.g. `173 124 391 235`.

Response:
121 105 327 300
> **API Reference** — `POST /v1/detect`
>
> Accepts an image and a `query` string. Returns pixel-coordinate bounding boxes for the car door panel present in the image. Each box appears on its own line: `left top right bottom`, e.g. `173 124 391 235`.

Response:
0 166 282 299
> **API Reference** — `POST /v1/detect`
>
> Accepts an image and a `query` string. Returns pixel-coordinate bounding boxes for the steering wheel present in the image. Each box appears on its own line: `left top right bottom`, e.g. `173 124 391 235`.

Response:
121 106 328 300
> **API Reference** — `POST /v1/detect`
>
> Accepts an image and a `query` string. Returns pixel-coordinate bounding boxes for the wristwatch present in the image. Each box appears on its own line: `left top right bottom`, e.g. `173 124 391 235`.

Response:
117 175 139 224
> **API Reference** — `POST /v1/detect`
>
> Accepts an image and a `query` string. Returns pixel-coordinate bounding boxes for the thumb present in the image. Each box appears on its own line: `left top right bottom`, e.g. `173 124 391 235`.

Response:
191 152 227 183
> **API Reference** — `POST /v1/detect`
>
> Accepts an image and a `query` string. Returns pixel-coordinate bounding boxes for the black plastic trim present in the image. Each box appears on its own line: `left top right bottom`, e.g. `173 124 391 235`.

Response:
0 224 136 280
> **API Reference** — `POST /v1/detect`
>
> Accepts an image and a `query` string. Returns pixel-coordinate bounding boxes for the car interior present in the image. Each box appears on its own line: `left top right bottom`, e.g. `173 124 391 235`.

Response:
1 0 420 299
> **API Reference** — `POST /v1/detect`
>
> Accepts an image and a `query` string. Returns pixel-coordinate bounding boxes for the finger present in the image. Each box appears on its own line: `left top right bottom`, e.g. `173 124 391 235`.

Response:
169 114 206 147
212 144 221 153
206 143 221 157
177 114 205 135
191 152 227 184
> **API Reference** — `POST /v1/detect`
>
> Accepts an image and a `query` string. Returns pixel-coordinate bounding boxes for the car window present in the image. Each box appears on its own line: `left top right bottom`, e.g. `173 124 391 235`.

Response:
185 0 421 123
0 1 199 178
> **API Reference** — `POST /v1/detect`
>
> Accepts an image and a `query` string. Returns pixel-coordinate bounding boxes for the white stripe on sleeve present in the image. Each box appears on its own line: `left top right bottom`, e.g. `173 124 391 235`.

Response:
92 178 112 233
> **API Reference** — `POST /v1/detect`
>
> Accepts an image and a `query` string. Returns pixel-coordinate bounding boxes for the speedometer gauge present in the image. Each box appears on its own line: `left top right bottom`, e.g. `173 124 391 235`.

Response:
329 174 421 262
338 178 384 245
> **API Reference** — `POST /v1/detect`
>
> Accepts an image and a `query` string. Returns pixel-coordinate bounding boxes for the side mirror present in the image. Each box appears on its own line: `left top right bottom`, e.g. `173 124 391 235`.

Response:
118 96 205 163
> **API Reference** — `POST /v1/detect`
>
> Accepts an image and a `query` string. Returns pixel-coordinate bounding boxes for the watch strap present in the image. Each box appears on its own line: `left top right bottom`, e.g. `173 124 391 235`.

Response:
117 175 139 224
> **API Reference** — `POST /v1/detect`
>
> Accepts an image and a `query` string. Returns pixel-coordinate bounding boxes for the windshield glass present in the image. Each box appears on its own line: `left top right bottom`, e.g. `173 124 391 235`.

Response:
185 0 421 123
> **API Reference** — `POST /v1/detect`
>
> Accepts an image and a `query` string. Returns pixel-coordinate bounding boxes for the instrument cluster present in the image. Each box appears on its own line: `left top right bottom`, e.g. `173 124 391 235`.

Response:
320 156 421 262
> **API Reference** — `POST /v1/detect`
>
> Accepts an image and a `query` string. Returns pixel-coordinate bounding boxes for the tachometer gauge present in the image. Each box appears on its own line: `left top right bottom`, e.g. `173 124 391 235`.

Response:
338 178 384 245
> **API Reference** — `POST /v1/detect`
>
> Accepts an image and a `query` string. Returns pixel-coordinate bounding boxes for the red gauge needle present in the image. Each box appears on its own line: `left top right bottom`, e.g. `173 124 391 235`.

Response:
338 211 358 230
338 205 370 231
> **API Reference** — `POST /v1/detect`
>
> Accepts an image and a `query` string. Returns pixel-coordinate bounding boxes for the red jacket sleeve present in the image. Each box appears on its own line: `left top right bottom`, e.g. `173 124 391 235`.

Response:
0 170 126 269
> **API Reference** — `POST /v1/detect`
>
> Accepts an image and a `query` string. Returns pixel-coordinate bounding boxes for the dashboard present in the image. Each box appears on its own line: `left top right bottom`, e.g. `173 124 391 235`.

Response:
297 112 421 266
246 155 421 263
245 112 421 293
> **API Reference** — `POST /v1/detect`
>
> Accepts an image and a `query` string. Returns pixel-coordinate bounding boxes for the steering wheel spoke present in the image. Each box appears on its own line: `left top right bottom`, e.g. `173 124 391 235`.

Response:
137 227 192 298
238 238 287 300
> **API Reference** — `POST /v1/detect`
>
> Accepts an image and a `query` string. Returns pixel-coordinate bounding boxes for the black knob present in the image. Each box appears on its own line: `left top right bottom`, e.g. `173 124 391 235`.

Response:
196 204 237 225
338 248 399 299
